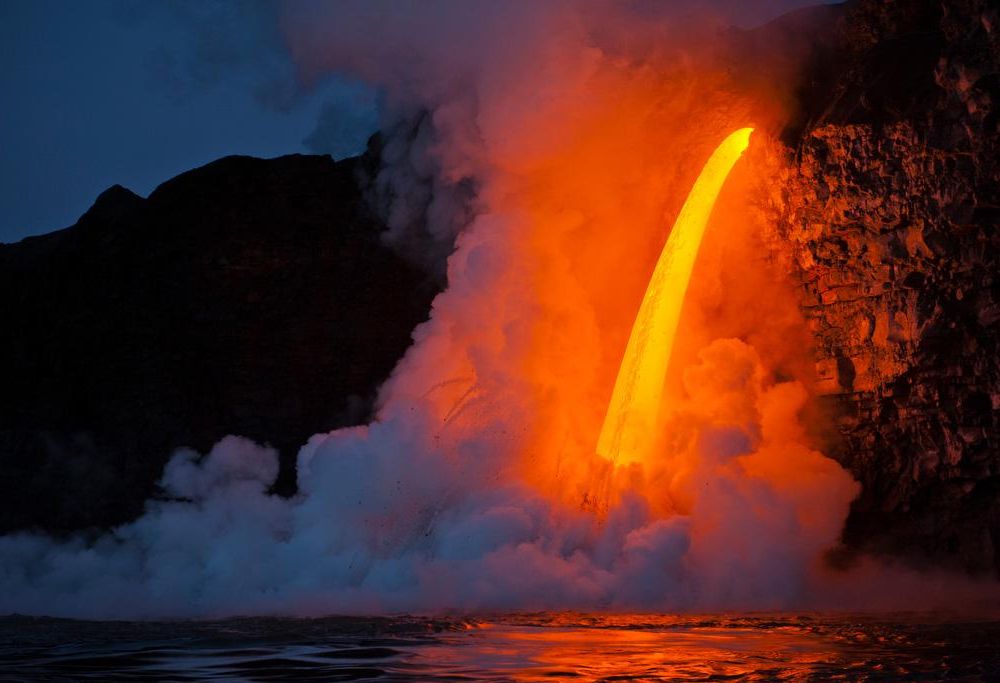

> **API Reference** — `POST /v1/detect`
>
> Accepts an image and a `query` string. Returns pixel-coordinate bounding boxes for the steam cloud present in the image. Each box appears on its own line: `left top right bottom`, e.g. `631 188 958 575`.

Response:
1 0 985 619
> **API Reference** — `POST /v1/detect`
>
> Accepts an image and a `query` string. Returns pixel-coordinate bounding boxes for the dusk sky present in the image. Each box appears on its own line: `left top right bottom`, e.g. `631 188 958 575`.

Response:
0 0 376 243
0 0 831 244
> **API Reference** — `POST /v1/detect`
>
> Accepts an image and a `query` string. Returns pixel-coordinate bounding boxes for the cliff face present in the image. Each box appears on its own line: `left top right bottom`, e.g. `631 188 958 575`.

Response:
0 153 437 534
769 0 1000 572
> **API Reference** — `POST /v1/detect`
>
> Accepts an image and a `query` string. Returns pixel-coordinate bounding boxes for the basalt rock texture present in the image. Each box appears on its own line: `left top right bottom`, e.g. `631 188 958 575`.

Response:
769 0 1000 573
0 153 437 534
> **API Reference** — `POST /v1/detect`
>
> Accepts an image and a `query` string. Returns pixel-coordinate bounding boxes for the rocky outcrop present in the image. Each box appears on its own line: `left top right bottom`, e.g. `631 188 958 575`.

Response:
0 153 437 534
768 0 1000 573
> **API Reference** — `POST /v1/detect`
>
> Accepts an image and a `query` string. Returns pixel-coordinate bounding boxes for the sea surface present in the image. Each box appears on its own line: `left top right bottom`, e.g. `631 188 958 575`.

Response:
1 612 998 681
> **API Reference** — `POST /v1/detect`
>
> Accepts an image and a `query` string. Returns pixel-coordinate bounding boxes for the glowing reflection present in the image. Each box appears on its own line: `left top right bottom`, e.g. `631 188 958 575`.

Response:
421 614 842 682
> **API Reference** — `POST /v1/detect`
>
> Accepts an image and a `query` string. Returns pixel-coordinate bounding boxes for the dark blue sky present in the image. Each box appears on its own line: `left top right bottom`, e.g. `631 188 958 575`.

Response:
1 0 831 244
0 0 376 243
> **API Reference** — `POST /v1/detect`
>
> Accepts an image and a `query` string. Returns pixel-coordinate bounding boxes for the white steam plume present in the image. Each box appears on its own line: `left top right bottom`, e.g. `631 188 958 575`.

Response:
3 0 986 619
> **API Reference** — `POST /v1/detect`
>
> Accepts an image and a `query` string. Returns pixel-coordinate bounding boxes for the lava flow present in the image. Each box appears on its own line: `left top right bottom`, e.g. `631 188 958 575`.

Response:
598 127 754 468
0 3 873 617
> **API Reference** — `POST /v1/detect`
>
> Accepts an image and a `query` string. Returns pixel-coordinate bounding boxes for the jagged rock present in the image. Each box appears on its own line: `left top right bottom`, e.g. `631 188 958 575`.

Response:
767 0 1000 573
0 153 437 534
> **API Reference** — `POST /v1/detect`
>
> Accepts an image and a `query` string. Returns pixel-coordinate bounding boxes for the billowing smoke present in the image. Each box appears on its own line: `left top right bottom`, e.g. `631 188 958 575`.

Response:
301 81 378 159
0 0 985 619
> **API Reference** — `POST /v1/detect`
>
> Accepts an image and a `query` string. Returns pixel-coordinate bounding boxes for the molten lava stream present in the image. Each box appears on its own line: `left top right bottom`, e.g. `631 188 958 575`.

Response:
598 127 753 467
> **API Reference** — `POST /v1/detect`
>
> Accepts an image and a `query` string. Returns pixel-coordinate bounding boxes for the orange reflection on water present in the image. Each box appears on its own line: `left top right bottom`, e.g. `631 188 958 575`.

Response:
422 615 842 681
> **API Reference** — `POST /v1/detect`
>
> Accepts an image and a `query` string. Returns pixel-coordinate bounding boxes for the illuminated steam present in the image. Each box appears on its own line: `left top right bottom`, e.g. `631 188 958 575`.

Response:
3 1 982 619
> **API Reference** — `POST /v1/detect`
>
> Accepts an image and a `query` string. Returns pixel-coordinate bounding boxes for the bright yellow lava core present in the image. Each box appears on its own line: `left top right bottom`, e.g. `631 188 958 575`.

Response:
597 127 753 466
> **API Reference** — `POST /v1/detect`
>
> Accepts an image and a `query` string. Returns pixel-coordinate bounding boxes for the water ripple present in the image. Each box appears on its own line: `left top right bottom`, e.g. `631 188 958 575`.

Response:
1 613 997 681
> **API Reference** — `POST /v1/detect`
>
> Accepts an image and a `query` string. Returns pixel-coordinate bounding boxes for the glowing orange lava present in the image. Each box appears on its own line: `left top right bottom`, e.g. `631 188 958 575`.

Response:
597 127 754 467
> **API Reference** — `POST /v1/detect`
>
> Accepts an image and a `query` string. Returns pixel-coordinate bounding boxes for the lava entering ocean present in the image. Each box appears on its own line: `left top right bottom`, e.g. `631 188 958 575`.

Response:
599 127 753 469
3 0 953 619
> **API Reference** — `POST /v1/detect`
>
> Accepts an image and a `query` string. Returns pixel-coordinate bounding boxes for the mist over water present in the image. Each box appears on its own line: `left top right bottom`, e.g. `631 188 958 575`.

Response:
1 0 995 620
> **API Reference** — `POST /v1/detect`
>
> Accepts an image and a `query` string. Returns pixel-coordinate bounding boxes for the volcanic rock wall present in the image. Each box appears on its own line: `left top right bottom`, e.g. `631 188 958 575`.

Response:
770 0 1000 573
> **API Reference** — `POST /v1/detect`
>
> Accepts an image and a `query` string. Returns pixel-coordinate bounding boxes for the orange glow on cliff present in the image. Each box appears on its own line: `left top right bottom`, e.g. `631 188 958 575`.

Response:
597 127 753 467
368 44 855 555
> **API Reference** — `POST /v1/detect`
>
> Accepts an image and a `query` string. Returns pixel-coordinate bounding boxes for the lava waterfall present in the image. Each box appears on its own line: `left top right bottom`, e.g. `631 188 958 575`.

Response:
2 0 996 618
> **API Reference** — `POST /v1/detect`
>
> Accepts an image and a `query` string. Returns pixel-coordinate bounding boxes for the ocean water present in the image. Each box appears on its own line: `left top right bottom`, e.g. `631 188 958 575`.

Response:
1 612 998 681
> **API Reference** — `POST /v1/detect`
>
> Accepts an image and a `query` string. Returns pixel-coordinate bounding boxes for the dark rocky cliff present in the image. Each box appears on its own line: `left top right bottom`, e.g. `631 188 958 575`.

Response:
768 0 1000 573
0 152 437 534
